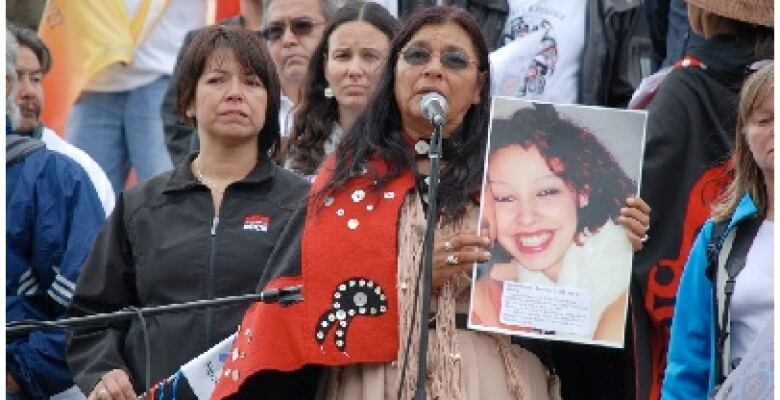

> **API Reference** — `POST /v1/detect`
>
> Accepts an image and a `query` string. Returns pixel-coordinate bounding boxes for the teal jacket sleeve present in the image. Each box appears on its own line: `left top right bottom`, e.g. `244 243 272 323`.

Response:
662 221 716 399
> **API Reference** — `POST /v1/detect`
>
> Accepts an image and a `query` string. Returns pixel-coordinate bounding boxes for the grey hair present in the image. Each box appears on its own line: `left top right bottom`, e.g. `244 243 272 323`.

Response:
7 27 18 84
262 0 338 26
7 27 20 129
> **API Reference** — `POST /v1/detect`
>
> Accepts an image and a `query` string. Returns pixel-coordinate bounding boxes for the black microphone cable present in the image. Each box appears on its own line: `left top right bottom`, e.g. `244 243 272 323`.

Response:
126 306 151 395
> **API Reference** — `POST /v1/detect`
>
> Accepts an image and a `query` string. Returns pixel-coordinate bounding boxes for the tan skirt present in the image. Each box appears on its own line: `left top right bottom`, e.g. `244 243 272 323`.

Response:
319 329 557 400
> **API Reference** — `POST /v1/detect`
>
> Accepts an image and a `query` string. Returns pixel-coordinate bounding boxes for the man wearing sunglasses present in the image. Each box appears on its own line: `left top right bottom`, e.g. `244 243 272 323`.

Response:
262 0 336 141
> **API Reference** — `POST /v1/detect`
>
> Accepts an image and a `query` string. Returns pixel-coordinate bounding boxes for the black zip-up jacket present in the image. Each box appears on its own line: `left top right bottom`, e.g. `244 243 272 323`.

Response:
66 154 309 394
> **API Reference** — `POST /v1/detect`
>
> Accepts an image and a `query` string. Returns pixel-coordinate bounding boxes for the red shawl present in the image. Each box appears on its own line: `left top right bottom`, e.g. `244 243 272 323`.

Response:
212 156 415 398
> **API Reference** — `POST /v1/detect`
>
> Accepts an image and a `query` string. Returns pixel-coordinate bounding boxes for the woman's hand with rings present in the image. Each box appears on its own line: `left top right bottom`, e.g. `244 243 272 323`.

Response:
618 196 651 251
432 232 491 292
88 369 136 400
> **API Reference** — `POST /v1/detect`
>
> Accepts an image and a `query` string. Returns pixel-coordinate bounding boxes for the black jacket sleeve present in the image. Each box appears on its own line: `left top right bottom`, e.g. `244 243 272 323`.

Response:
162 29 199 166
581 0 653 107
604 1 654 107
66 194 140 394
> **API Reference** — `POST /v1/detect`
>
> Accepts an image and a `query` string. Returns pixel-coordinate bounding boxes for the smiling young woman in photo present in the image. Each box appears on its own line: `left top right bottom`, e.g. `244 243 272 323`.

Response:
472 104 650 342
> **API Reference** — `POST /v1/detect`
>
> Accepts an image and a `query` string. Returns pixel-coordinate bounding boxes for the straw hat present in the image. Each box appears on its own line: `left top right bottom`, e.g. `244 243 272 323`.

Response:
685 0 774 27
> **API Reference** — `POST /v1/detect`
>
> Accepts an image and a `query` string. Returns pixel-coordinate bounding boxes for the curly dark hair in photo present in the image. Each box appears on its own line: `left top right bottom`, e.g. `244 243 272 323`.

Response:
489 103 635 238
319 6 491 222
284 2 399 176
175 25 281 158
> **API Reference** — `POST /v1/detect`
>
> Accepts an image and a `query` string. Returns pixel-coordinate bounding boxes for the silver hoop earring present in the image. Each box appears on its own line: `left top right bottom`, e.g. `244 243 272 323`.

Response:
324 87 334 98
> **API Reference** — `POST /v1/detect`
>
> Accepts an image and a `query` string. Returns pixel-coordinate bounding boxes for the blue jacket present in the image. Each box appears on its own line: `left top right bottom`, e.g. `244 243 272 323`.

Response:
6 143 104 398
662 194 758 399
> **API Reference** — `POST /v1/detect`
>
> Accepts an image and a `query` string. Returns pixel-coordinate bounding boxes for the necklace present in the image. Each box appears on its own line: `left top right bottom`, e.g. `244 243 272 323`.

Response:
194 158 225 195
412 138 457 160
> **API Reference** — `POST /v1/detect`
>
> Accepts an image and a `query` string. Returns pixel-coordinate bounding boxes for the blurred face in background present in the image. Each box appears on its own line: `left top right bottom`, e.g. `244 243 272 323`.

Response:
263 0 326 95
14 46 44 131
744 95 774 177
324 21 390 114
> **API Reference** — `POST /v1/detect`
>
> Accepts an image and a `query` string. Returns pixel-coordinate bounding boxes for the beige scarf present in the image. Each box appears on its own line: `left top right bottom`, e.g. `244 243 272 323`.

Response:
395 194 529 400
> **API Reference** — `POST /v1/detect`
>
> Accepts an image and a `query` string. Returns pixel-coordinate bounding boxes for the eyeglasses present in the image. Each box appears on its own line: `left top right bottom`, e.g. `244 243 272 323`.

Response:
261 18 324 41
401 45 478 70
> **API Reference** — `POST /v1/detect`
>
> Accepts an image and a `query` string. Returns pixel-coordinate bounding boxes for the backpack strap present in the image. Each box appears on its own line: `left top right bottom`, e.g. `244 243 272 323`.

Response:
6 134 45 165
706 216 763 386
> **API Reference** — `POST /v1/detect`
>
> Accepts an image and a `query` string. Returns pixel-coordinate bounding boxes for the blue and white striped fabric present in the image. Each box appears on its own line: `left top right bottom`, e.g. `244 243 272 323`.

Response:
17 268 41 296
47 269 77 307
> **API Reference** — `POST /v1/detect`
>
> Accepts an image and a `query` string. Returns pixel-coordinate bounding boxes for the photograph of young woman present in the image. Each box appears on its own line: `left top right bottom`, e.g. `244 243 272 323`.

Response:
470 100 649 346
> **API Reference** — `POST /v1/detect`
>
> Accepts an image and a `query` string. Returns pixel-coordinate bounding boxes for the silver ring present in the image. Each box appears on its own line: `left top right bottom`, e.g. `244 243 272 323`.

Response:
445 254 459 265
641 234 649 243
443 241 455 252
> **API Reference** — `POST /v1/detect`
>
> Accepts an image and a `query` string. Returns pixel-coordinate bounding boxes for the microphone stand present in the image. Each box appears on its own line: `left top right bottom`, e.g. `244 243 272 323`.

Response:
414 116 445 400
6 285 303 336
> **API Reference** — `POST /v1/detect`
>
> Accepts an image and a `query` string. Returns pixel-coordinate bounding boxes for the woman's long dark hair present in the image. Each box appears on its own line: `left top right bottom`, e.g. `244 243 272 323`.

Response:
319 6 492 222
285 2 399 175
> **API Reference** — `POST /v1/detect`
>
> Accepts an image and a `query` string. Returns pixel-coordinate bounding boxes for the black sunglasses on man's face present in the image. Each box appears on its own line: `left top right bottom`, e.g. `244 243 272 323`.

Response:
261 18 323 41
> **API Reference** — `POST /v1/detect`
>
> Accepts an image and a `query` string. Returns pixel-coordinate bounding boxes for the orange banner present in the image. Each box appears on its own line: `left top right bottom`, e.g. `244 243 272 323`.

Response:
38 0 135 137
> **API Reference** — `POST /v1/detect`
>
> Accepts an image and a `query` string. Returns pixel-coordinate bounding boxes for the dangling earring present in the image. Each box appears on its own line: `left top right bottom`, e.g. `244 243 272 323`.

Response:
579 194 589 208
324 86 334 98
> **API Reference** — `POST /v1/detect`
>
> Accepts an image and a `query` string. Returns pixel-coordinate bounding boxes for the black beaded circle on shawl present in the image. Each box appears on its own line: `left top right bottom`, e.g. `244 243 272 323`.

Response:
315 277 389 353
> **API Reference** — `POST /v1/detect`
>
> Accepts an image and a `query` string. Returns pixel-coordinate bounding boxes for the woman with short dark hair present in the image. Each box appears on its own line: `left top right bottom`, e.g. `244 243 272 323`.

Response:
66 26 309 399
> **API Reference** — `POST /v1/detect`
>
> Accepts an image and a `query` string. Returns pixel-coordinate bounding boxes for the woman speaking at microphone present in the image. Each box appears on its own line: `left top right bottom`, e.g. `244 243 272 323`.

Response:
213 7 555 399
66 26 308 400
212 6 649 400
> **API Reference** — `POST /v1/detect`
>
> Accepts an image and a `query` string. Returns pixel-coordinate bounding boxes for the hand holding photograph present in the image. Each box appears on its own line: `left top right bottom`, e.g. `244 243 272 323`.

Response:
469 97 647 348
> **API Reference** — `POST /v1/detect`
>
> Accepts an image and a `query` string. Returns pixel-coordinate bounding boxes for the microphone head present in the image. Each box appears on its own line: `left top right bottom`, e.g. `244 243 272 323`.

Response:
420 92 448 124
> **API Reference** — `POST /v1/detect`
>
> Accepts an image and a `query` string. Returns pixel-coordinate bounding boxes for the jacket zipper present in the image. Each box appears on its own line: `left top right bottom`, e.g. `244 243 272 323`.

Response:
205 215 219 345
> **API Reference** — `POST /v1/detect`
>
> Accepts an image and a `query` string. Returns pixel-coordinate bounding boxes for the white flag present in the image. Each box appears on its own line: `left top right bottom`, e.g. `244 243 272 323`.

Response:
714 317 773 400
180 333 236 399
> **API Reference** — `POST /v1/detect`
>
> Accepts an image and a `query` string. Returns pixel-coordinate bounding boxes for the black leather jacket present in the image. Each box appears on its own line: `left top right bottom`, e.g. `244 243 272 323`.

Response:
580 0 653 107
67 154 309 394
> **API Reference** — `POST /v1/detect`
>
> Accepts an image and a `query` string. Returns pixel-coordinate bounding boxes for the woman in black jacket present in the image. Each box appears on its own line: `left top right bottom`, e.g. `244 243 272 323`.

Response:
66 26 309 400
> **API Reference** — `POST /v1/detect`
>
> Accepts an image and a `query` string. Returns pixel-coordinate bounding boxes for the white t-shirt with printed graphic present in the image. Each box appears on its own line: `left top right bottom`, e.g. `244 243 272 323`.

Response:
489 0 586 104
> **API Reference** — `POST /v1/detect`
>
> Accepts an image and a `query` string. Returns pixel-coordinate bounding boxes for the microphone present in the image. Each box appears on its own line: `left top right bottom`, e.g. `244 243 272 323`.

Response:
420 92 447 126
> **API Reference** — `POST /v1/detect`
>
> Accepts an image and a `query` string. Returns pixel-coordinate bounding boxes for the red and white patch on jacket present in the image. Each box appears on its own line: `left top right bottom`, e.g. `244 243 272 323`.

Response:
243 215 270 232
